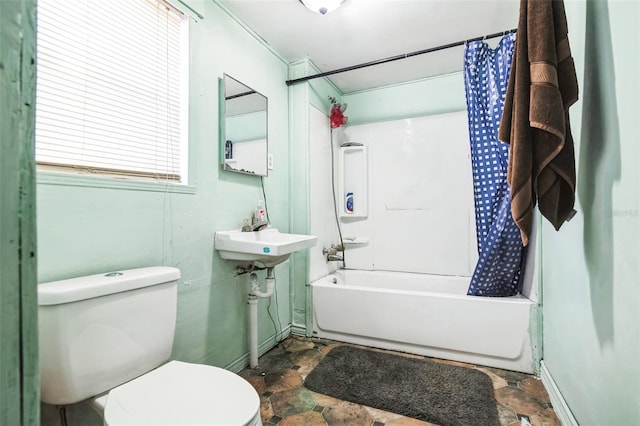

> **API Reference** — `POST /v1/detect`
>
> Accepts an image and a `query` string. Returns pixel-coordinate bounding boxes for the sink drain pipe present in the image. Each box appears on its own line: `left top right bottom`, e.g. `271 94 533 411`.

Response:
248 267 275 368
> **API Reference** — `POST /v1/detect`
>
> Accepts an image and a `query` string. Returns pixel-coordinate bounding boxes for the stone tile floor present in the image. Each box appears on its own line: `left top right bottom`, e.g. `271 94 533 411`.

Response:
240 336 560 426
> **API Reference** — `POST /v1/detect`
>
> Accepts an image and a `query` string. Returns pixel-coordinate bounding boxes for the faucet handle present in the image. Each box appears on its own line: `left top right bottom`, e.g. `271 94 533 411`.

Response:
322 244 344 255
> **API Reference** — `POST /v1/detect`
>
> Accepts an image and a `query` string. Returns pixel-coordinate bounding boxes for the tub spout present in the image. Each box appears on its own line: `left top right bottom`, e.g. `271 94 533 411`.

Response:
327 254 343 262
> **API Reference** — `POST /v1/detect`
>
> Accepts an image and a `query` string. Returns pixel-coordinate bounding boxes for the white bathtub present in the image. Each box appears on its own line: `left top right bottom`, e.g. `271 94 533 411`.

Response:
311 269 536 373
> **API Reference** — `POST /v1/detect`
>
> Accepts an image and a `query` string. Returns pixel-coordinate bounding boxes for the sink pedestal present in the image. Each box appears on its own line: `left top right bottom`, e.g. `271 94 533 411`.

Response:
248 267 275 368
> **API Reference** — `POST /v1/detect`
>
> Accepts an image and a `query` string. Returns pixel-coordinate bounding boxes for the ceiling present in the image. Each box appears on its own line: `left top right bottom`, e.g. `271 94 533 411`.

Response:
218 0 520 93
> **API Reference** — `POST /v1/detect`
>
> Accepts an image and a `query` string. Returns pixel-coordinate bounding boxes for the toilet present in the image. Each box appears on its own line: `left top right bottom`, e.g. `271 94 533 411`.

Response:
38 266 262 426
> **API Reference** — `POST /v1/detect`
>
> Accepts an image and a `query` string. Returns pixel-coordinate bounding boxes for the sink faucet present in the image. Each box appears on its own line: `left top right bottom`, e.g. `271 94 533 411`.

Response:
242 218 269 232
251 220 269 232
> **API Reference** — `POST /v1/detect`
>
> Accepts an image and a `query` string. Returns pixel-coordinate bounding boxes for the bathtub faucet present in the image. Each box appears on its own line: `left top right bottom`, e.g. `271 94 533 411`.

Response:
323 244 344 262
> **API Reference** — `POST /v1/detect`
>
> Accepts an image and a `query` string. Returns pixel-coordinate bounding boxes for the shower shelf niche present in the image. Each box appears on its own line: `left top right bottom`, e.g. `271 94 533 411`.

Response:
342 237 369 247
339 144 368 219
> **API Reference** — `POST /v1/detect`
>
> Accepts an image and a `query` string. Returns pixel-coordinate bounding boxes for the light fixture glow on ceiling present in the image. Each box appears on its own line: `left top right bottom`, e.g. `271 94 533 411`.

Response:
299 0 345 15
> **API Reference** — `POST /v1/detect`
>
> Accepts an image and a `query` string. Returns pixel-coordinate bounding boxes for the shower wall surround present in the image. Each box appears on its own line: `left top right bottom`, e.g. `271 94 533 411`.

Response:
310 111 478 279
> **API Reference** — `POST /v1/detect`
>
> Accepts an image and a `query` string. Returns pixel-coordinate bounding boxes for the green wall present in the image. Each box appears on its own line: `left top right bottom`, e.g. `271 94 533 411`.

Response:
36 0 291 371
288 59 342 332
344 72 466 125
0 0 39 424
541 1 640 424
226 111 267 142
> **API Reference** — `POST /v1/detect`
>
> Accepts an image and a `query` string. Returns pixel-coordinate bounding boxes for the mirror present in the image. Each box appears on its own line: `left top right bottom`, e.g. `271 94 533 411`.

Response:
220 74 268 176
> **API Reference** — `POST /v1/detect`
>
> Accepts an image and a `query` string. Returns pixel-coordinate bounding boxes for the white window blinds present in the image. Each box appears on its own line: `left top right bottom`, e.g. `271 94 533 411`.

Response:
36 0 187 183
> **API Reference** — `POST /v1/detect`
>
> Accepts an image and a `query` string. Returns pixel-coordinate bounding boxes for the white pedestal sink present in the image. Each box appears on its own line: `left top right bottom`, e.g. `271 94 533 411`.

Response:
214 228 317 267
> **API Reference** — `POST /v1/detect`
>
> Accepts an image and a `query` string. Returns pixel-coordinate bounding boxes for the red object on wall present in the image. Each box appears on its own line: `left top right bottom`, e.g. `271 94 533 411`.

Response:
330 105 348 128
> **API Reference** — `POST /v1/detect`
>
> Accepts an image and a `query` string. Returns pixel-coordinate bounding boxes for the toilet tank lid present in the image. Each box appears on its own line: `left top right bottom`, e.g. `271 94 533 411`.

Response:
38 266 180 306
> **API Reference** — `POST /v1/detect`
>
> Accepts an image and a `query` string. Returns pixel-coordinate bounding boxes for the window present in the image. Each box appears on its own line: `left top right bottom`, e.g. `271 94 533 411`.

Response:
36 0 188 184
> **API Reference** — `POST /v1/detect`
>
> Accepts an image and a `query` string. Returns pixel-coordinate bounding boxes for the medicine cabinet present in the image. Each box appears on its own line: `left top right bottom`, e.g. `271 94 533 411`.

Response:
220 74 268 176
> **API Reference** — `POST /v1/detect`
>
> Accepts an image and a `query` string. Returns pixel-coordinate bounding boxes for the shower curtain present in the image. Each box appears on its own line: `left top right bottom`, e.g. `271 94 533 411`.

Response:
463 33 525 297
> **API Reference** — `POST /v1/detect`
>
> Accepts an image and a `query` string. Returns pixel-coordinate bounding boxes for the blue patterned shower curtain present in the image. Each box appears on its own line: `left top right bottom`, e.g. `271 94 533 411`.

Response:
464 33 525 297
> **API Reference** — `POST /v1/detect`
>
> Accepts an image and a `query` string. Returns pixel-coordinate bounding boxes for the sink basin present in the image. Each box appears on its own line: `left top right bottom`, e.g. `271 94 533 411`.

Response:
215 228 317 267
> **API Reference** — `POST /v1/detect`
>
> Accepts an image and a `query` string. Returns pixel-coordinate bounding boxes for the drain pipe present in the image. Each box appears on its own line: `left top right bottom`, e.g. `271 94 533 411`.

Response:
248 267 275 368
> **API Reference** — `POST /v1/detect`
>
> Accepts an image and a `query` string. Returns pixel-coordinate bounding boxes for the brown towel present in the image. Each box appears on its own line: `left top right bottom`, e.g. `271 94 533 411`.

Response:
499 0 579 246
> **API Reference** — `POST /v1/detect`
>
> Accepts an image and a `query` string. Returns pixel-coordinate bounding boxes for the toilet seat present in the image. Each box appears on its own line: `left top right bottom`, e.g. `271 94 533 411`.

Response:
104 361 262 426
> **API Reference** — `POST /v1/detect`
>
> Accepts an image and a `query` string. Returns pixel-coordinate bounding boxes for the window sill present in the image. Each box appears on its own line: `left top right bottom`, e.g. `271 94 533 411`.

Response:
37 171 196 194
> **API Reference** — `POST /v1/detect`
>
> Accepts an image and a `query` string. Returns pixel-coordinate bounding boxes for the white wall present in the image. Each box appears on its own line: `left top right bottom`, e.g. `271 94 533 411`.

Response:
310 110 478 278
341 112 477 276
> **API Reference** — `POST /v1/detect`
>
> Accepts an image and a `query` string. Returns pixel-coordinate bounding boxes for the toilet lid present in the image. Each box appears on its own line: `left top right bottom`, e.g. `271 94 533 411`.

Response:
104 361 261 426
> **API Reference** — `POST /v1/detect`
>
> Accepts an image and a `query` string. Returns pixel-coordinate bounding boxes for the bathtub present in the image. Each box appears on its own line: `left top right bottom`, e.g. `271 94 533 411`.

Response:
311 269 536 373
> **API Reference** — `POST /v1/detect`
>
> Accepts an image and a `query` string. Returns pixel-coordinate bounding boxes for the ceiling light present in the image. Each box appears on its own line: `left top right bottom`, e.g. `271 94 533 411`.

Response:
299 0 344 15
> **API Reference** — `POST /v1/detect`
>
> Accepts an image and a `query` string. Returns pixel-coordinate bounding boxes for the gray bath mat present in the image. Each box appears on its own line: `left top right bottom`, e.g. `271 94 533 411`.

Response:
304 345 499 426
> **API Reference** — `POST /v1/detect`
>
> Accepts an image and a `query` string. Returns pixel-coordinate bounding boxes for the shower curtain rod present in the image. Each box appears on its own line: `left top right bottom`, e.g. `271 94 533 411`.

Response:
285 28 517 86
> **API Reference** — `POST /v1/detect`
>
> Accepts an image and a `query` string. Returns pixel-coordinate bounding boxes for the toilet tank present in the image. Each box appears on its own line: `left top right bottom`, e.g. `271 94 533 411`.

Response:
38 266 180 405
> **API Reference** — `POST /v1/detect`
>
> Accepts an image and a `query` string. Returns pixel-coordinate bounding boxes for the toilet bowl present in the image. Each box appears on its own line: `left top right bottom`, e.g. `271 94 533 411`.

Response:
38 267 262 426
91 361 261 426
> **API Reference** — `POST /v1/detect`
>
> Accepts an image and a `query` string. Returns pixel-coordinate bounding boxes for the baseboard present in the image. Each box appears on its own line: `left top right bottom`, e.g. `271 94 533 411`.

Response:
290 323 308 337
225 325 292 373
540 360 579 426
